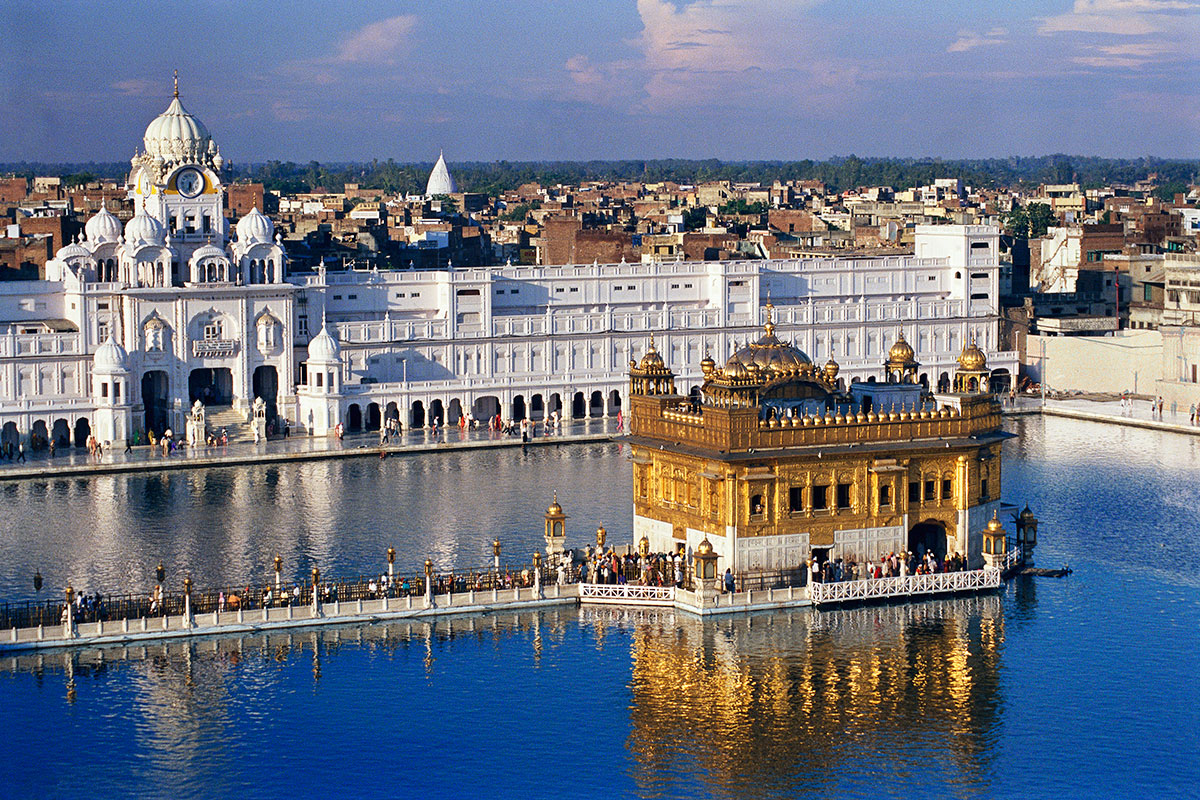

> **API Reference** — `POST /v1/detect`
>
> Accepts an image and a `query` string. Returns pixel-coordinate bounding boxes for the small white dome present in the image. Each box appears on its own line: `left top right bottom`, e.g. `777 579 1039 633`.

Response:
93 335 129 374
143 94 213 164
236 207 274 244
190 242 227 262
55 240 91 262
307 323 340 363
124 211 166 248
425 151 457 196
85 205 123 244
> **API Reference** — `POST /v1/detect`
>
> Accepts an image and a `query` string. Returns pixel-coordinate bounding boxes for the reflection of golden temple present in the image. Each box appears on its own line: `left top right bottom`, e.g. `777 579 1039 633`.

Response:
627 310 1009 575
623 597 1004 795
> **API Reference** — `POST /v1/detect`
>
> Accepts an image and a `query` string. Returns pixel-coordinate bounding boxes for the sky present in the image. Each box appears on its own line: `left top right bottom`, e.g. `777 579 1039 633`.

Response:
0 0 1196 164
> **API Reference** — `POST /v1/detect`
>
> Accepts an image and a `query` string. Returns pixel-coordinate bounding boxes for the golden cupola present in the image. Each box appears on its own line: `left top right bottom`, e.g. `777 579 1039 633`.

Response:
884 331 920 383
953 336 990 393
958 337 988 372
629 334 676 396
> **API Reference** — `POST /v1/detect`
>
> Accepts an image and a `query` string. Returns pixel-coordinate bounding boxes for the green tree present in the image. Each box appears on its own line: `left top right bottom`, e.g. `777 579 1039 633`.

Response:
1027 203 1054 238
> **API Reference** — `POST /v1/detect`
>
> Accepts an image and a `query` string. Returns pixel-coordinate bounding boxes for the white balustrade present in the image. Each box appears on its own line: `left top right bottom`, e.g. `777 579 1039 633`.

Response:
810 568 1001 605
579 583 675 606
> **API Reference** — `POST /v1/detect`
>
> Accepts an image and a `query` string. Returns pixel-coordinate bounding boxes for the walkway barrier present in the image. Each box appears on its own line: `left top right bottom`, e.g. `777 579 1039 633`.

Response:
810 568 1001 606
579 583 675 606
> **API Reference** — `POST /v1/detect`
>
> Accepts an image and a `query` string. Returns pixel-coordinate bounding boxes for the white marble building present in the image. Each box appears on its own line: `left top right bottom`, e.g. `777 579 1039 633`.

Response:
0 86 1016 449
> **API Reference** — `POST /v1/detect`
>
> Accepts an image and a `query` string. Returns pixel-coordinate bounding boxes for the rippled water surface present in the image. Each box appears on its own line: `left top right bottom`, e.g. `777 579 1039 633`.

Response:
1 418 1199 799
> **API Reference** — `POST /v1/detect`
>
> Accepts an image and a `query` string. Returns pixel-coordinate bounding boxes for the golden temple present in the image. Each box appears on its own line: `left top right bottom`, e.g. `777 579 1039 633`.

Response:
626 302 1009 575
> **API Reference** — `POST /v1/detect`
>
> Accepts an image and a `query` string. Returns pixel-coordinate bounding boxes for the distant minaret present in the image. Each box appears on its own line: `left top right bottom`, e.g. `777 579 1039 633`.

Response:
425 150 457 197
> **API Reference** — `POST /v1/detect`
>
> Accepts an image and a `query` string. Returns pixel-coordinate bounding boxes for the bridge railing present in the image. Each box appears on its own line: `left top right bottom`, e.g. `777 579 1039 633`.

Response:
579 583 675 605
810 568 1001 605
0 560 565 632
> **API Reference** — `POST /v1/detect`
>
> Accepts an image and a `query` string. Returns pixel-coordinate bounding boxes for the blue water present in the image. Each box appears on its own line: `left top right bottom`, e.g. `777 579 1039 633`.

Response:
0 417 1198 799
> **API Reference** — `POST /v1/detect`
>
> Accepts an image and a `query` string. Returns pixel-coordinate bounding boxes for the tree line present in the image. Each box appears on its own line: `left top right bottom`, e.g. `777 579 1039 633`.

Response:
3 155 1195 200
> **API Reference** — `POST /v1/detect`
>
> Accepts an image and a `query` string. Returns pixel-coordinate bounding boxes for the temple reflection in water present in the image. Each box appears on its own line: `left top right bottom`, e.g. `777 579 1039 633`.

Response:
615 596 1004 796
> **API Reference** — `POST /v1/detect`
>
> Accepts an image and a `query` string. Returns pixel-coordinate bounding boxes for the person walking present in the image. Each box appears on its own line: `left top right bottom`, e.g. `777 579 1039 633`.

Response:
16 442 25 463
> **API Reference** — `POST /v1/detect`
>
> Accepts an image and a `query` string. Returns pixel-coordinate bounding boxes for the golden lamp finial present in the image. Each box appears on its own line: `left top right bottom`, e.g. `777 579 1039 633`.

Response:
173 69 179 98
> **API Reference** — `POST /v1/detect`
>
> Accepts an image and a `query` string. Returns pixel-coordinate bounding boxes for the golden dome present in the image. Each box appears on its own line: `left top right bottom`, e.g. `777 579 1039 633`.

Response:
985 511 1004 534
823 355 840 381
1020 504 1036 522
887 332 916 365
723 331 812 377
636 334 668 372
958 337 988 371
547 491 563 516
700 353 716 376
696 537 713 555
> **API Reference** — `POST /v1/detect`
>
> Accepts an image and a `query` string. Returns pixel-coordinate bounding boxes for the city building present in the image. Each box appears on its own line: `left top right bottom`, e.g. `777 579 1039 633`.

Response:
0 84 1018 452
624 314 1008 573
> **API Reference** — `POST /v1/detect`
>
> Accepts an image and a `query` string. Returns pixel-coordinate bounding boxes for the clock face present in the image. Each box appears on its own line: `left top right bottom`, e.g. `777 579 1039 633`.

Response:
176 168 203 198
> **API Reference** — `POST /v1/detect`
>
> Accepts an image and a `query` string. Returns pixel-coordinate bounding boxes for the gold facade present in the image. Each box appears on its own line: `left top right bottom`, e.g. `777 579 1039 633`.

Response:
627 314 1008 567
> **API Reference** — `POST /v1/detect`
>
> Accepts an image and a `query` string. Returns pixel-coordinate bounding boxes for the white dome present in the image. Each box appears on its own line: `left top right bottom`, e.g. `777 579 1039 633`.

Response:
191 242 227 262
143 93 213 164
425 151 457 196
85 206 123 245
124 211 166 247
307 323 340 363
93 335 129 373
55 240 91 262
236 207 274 244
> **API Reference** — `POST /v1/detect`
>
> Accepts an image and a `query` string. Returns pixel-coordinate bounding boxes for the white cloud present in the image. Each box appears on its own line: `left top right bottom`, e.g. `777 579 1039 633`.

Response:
333 15 418 65
947 28 1008 52
111 79 161 97
1038 0 1200 67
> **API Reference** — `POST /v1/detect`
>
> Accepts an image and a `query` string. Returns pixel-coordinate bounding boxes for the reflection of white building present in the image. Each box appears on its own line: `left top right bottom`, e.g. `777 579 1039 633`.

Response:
0 84 1016 450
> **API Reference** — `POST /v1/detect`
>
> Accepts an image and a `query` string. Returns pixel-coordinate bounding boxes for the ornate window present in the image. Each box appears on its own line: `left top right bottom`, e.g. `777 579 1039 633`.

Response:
204 321 222 340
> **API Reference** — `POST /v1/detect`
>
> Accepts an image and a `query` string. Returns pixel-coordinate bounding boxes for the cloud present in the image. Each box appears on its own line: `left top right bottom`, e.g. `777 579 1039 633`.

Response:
111 79 161 97
1037 0 1200 68
333 15 418 65
947 27 1008 52
1039 0 1195 35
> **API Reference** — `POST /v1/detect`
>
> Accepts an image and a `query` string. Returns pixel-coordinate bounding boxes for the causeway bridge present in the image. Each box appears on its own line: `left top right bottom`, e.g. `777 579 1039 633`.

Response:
0 547 1025 653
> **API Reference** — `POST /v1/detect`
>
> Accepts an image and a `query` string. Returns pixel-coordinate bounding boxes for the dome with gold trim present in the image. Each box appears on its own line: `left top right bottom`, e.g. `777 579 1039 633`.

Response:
721 305 812 377
958 338 988 371
546 492 563 516
887 332 916 365
638 338 666 371
985 511 1004 534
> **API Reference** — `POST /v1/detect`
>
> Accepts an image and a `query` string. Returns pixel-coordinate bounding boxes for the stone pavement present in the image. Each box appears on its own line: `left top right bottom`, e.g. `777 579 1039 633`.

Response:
0 417 623 481
1037 395 1200 436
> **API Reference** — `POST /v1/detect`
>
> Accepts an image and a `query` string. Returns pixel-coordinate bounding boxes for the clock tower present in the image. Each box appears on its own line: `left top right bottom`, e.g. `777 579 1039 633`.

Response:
128 72 227 269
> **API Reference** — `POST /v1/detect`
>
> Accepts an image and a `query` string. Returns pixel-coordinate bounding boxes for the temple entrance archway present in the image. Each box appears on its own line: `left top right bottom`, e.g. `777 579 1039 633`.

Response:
252 366 279 424
609 390 621 415
448 399 463 424
990 368 1011 393
908 520 949 561
410 401 425 429
1 422 18 448
572 392 586 418
30 420 48 449
430 399 445 427
530 394 544 420
142 371 170 436
73 418 91 448
52 419 70 448
366 402 381 431
548 393 562 417
473 396 500 421
589 391 604 417
346 404 362 432
512 395 526 421
189 367 233 406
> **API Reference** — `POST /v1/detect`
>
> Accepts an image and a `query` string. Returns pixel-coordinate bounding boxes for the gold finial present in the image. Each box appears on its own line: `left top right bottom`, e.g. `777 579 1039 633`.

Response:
173 69 179 98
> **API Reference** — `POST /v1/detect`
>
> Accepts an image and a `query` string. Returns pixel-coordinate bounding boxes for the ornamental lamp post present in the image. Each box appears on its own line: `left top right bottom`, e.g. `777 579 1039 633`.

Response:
387 547 396 582
311 567 321 617
596 525 606 550
424 559 434 606
533 551 542 595
64 583 76 638
274 555 282 591
493 539 501 572
183 575 193 628
34 570 42 592
156 561 165 585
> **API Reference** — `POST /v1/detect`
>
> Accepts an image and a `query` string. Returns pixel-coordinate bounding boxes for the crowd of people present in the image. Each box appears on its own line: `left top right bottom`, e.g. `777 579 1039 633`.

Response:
808 550 968 584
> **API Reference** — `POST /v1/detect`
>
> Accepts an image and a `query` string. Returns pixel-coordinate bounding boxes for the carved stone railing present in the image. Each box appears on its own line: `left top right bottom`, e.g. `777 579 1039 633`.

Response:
579 583 675 606
810 568 1000 605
